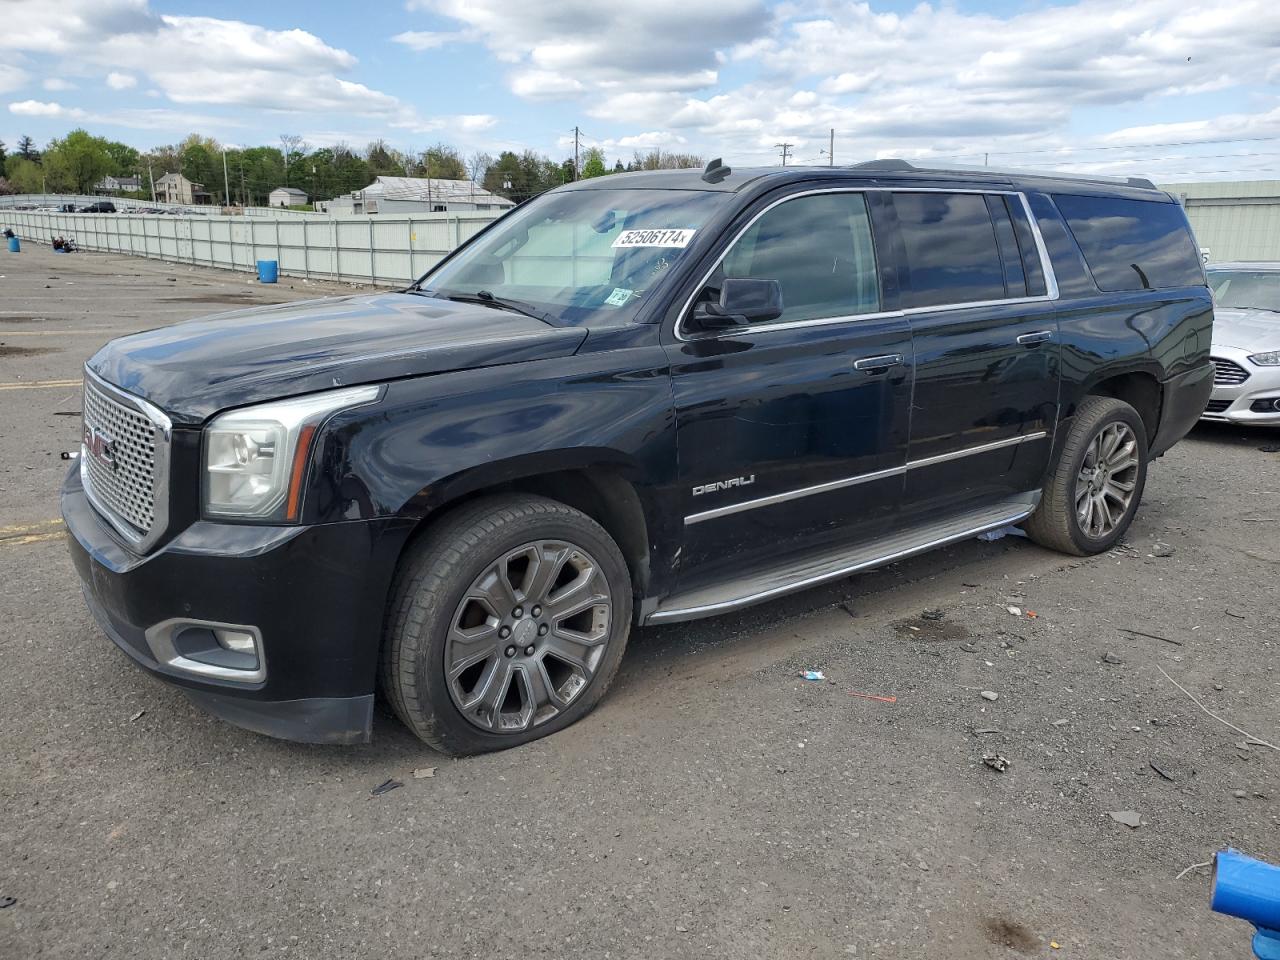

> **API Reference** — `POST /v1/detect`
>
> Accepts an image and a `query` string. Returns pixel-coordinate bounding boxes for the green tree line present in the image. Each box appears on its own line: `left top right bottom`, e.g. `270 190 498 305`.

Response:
0 130 701 205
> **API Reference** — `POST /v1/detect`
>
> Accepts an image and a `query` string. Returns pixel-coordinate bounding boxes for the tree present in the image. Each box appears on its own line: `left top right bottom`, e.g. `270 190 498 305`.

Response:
5 156 42 193
580 147 607 179
628 149 702 171
280 134 308 186
415 143 466 181
0 140 6 168
467 151 493 184
43 129 113 193
17 135 38 162
364 139 407 179
181 141 219 198
103 140 139 176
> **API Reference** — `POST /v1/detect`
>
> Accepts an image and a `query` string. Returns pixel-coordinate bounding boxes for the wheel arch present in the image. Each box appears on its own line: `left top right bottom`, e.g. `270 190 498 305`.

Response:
395 452 655 602
1079 369 1163 443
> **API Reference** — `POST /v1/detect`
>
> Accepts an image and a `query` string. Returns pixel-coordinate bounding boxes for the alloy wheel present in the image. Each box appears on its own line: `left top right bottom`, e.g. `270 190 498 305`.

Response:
1075 421 1139 539
444 539 613 733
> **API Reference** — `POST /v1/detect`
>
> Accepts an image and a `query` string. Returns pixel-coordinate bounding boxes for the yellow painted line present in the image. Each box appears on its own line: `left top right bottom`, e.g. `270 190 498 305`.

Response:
0 329 119 336
1 531 64 546
0 519 64 546
0 379 81 391
0 519 64 537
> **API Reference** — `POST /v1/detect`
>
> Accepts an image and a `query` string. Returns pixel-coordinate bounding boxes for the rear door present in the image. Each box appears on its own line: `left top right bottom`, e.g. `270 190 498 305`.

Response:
887 190 1061 520
666 189 914 590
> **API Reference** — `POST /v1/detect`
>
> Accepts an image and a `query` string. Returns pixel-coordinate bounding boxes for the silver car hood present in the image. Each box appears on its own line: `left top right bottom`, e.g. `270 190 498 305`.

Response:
1212 307 1280 353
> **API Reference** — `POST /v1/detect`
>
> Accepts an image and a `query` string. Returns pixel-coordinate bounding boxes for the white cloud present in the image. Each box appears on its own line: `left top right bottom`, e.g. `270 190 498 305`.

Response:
106 71 136 90
409 0 768 101
9 99 84 118
391 30 471 52
42 77 76 92
0 64 28 95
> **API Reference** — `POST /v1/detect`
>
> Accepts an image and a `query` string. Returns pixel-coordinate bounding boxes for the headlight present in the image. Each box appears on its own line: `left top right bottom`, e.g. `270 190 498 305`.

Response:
1248 351 1280 366
204 385 380 521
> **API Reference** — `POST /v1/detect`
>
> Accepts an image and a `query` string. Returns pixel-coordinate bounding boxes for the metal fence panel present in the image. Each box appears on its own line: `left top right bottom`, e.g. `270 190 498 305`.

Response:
1 209 503 285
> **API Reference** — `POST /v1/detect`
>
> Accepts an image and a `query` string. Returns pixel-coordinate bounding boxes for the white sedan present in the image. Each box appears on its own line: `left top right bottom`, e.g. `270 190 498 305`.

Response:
1202 262 1280 426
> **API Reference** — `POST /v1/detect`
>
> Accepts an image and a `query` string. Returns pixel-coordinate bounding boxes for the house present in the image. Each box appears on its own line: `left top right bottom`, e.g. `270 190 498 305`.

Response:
338 176 515 215
94 175 143 195
268 186 309 208
154 172 211 205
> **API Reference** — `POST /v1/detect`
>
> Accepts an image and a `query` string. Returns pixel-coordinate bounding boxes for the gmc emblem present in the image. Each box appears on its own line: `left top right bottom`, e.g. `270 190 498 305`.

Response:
83 424 118 472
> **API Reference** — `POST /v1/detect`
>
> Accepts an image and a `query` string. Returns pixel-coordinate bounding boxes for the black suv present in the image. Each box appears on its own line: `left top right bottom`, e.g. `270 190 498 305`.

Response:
78 201 117 213
63 160 1213 754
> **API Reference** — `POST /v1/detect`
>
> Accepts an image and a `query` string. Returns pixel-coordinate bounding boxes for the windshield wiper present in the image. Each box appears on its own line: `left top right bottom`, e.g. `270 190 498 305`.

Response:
421 289 555 324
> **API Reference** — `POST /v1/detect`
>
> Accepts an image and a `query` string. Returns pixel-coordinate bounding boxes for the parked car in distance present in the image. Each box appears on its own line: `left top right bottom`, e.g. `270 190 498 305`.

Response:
63 159 1213 754
1202 262 1280 425
78 201 117 213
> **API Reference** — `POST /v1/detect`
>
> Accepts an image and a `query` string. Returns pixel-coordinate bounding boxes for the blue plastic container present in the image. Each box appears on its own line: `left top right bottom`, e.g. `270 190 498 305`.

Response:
256 259 278 283
6 236 19 253
1213 849 1280 959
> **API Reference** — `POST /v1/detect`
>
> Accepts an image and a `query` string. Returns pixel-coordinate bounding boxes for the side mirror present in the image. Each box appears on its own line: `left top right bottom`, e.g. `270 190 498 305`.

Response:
693 278 783 330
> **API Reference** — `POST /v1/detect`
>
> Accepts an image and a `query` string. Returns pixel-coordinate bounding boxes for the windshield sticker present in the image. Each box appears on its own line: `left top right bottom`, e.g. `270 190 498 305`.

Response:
605 287 634 306
612 228 696 249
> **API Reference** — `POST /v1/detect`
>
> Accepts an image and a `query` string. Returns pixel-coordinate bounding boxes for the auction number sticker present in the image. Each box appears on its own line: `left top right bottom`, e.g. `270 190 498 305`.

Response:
612 228 696 249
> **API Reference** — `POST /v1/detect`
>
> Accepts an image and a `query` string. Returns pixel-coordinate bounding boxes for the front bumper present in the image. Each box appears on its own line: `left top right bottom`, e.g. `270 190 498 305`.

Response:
1200 346 1280 426
62 465 414 744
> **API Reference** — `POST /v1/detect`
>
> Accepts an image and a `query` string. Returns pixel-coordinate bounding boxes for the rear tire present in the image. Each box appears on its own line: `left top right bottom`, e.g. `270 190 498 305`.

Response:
380 494 632 756
1024 396 1148 556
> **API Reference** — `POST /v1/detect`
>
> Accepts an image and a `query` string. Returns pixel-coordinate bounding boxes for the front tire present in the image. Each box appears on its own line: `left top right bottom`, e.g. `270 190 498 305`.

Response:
1024 396 1148 556
381 494 632 755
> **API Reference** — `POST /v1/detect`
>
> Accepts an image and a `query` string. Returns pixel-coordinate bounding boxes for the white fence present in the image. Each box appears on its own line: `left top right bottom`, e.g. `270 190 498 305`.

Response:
1 209 504 285
0 193 324 219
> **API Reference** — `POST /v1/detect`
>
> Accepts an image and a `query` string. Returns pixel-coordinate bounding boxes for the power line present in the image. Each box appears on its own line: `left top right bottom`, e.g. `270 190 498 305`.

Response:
927 134 1280 162
776 142 793 166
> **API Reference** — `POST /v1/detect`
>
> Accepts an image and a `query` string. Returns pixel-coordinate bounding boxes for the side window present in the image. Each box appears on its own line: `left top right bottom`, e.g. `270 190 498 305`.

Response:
986 194 1027 298
715 192 880 323
1006 196 1048 296
1053 193 1204 292
893 192 1008 308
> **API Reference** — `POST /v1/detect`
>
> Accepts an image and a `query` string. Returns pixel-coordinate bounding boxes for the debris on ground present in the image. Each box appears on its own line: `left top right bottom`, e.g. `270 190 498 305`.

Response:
1150 542 1176 557
128 710 145 723
1149 757 1194 783
960 642 979 653
1108 810 1142 828
1175 860 1213 880
982 753 1010 772
1026 610 1039 619
1156 665 1280 752
921 608 944 621
1005 606 1022 616
1051 718 1069 726
1119 627 1183 646
370 778 403 797
413 767 436 779
801 669 826 682
973 727 1001 735
1102 651 1124 664
1232 789 1247 799
848 689 897 703
980 690 1000 701
0 895 15 909
976 525 1029 542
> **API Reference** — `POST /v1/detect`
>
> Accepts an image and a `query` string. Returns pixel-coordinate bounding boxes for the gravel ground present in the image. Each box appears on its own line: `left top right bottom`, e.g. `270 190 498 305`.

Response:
1 246 1278 959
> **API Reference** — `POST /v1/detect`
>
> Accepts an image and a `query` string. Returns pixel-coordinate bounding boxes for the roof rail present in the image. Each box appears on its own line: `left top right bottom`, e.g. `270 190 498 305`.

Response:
848 158 1157 191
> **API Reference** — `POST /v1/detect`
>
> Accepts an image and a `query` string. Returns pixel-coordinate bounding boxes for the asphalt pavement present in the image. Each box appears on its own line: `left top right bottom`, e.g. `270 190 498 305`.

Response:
2 245 1277 959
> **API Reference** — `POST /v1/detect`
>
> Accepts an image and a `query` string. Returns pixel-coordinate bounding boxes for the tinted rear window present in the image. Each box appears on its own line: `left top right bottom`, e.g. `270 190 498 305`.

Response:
894 192 1008 308
1053 194 1203 292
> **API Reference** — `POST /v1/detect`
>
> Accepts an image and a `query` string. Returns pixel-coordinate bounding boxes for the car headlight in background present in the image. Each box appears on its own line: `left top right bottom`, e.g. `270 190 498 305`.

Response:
1248 351 1280 366
204 385 380 521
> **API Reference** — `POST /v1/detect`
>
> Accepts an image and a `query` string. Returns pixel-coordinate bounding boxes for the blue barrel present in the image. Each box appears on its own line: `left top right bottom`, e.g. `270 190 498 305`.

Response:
256 259 278 283
6 236 18 253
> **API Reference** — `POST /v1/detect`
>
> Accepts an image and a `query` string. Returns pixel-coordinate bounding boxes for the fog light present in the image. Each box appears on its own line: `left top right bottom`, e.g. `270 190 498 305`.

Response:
214 628 257 657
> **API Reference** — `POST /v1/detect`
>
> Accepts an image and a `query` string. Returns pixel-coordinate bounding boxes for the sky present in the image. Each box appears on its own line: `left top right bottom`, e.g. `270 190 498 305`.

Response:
3 0 1280 184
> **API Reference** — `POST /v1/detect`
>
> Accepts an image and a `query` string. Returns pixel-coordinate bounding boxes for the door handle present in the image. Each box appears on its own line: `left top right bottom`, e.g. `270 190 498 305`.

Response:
1016 331 1054 347
853 353 904 373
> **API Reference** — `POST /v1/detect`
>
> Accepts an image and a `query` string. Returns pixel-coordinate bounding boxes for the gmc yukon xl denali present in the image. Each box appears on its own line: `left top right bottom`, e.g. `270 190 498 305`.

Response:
63 159 1214 754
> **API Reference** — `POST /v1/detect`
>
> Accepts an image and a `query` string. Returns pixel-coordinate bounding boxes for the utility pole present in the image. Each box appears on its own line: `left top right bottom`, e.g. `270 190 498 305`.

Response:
222 148 231 207
776 142 793 166
573 126 580 181
984 152 989 167
829 129 834 166
148 163 156 202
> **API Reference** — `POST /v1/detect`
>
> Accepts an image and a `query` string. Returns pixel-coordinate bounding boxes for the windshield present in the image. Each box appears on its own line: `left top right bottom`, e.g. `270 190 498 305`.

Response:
416 188 728 325
1207 269 1280 313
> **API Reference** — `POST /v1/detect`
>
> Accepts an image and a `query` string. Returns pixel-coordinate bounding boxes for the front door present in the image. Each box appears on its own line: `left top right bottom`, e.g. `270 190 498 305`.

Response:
666 189 914 591
886 190 1061 520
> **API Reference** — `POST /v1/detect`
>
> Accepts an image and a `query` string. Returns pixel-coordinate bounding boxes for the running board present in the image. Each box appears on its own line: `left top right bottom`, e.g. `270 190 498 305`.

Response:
644 492 1041 625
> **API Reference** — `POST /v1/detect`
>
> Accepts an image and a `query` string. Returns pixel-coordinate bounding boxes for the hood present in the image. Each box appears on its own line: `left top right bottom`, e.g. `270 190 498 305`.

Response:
88 293 587 424
1211 307 1280 354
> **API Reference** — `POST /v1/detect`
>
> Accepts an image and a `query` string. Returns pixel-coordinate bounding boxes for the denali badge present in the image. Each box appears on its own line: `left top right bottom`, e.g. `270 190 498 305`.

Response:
692 474 755 496
83 424 118 472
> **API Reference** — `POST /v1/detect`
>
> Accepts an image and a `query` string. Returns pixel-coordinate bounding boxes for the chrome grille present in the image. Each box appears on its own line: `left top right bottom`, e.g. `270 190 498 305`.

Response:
81 373 169 545
1211 357 1251 386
